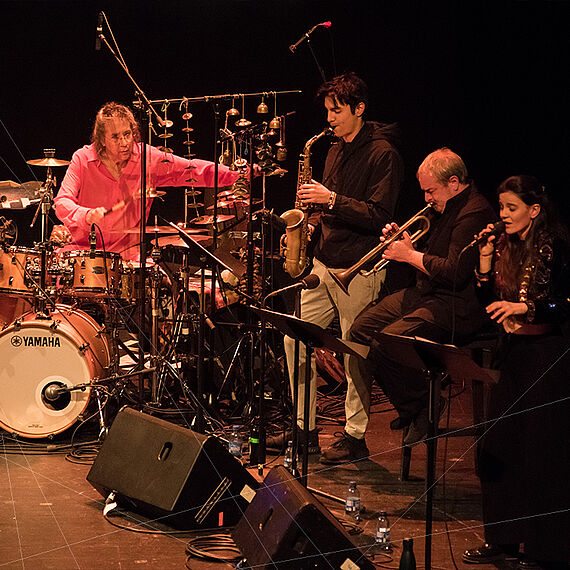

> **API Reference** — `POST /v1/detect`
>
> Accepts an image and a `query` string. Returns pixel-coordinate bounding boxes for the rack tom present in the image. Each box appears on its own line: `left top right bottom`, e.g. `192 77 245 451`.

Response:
61 250 122 298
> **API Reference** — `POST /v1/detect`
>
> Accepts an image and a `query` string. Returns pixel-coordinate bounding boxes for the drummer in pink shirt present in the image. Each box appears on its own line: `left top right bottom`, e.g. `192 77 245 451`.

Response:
54 102 239 261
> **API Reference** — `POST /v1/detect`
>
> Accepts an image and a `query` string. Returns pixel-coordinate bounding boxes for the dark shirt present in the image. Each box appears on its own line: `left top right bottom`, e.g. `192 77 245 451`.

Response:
310 121 404 269
414 185 496 332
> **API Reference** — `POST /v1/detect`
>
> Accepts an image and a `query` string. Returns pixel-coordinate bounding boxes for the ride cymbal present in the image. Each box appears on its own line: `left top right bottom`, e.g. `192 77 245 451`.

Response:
123 225 178 234
190 214 235 225
26 157 70 167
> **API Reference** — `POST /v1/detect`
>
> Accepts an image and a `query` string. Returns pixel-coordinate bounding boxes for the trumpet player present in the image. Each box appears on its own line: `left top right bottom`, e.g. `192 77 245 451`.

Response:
348 148 495 446
272 72 404 463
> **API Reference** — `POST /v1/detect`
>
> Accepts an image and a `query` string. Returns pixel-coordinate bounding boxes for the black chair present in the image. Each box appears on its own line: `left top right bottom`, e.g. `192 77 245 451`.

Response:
399 328 499 481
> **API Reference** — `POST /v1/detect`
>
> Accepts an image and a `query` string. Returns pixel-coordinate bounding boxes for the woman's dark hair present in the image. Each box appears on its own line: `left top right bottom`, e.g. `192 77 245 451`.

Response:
316 72 368 115
495 174 568 298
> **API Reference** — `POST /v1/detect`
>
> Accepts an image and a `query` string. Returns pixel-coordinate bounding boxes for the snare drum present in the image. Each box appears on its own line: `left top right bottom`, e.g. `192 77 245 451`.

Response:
0 304 111 438
62 250 122 297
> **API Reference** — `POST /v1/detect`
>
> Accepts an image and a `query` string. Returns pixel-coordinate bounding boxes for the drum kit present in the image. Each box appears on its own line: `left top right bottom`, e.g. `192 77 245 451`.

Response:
0 151 268 441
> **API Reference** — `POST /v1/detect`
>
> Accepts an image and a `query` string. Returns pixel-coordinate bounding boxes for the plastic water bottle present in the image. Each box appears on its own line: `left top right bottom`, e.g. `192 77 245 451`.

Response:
399 538 416 569
345 480 361 519
228 425 243 458
283 440 293 471
375 511 391 552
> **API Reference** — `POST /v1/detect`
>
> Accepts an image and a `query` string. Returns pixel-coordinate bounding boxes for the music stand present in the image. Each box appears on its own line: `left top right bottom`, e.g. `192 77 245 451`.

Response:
163 220 237 432
252 307 368 489
375 332 497 570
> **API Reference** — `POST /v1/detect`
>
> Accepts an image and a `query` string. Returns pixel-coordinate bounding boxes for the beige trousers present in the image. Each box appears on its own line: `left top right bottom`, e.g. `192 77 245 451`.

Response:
283 258 384 438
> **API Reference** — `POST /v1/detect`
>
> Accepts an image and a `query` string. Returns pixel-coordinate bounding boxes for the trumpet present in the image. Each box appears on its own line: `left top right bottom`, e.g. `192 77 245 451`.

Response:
329 203 432 295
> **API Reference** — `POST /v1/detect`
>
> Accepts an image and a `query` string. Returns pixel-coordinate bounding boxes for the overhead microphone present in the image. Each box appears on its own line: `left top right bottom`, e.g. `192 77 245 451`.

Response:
464 220 505 250
289 21 332 53
95 12 103 51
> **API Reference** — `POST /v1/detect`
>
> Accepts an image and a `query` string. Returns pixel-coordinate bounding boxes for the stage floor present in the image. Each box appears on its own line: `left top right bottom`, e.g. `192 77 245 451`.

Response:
0 382 516 570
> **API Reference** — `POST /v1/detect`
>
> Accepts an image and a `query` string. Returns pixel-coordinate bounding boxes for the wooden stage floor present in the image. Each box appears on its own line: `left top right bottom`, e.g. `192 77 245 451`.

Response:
0 382 518 570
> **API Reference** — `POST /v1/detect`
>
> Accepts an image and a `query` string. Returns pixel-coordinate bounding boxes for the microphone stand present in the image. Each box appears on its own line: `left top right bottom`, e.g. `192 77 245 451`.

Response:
305 36 327 83
96 17 168 402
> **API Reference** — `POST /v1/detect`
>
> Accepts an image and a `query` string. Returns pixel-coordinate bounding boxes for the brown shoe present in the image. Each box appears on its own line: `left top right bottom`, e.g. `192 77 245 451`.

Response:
266 428 321 455
320 431 369 465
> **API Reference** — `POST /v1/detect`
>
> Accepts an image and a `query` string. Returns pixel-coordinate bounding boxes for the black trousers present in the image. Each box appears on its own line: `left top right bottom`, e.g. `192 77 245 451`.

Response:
350 288 450 419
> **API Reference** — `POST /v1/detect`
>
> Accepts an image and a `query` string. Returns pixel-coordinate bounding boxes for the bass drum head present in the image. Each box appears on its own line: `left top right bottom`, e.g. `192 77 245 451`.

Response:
0 305 110 438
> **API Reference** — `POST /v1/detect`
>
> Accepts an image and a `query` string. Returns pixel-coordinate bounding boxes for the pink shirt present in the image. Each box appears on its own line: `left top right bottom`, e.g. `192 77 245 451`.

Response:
54 143 238 260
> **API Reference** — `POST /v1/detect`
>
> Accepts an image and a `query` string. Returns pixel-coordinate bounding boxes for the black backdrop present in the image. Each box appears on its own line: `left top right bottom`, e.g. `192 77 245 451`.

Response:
2 0 569 246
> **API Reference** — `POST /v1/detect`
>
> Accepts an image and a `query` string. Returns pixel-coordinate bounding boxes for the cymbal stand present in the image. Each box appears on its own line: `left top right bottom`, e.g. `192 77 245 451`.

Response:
29 158 56 316
148 242 164 404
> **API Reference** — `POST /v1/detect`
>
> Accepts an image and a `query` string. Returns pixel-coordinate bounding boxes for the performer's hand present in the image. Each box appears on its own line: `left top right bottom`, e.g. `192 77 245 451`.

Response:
476 223 498 258
383 231 415 263
486 300 528 324
86 207 106 225
50 225 72 246
298 179 331 205
380 222 399 242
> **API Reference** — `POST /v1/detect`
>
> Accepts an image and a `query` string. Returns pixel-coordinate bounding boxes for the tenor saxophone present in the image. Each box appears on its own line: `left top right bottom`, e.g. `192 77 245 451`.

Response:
280 128 333 278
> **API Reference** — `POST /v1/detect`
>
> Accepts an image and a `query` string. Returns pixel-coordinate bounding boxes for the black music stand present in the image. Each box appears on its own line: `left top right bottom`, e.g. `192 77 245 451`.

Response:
375 332 497 570
163 220 237 432
252 307 368 489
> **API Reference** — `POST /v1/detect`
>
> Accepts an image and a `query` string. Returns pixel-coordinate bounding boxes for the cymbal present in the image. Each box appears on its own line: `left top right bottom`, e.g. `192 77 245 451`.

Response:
26 157 70 167
139 190 166 198
190 214 235 225
124 225 178 234
217 189 235 199
155 235 212 248
171 225 207 234
206 200 236 210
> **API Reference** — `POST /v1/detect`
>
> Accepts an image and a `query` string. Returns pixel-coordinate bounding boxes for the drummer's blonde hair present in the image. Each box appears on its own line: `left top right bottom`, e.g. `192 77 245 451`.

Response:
91 102 141 157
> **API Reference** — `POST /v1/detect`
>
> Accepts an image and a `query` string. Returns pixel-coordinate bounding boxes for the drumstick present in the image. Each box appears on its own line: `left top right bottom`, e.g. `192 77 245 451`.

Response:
103 189 160 217
103 196 130 217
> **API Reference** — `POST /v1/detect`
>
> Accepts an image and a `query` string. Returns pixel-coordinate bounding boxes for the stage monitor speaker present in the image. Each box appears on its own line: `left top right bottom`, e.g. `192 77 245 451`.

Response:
87 406 258 529
232 465 374 570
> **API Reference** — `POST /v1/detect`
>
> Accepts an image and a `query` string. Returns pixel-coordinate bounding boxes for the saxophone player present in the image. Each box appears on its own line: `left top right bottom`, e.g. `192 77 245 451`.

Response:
269 72 404 463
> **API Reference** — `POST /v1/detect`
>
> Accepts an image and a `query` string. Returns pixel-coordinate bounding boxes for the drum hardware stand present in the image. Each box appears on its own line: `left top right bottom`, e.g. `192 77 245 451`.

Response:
162 220 236 433
28 152 58 316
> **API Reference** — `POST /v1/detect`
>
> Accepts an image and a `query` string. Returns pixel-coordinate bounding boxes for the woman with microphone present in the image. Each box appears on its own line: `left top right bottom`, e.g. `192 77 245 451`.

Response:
464 175 570 568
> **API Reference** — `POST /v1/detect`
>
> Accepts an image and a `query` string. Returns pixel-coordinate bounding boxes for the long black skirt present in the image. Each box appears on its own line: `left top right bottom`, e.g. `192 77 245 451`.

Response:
478 332 570 563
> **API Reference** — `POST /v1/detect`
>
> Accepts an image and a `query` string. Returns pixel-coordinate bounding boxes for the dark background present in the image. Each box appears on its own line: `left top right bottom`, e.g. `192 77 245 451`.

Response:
2 0 569 246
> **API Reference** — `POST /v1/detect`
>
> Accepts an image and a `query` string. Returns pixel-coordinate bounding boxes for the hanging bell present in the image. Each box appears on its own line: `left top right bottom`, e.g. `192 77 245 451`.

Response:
227 97 240 116
257 94 269 114
235 95 251 127
268 116 281 130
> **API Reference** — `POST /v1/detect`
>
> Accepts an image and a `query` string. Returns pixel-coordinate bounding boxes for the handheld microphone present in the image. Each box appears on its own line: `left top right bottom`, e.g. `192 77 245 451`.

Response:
464 220 505 249
95 12 103 51
289 21 332 53
89 223 97 257
263 274 320 303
